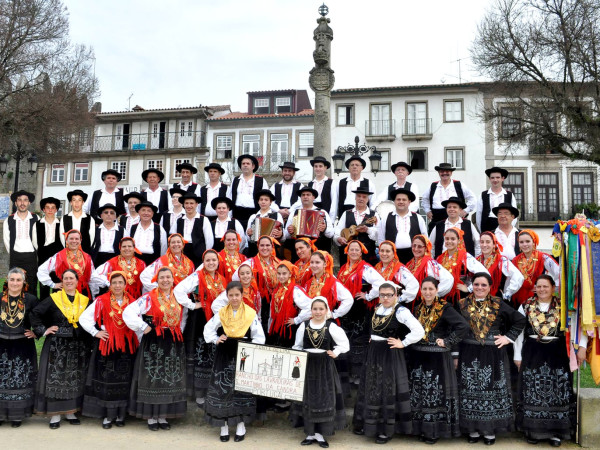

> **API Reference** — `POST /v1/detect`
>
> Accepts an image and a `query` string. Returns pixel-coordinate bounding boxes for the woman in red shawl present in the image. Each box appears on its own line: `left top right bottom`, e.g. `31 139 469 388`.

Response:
511 229 560 306
436 228 488 305
139 233 194 293
406 235 454 301
294 237 316 287
477 231 524 301
217 229 247 284
375 240 420 304
80 271 138 428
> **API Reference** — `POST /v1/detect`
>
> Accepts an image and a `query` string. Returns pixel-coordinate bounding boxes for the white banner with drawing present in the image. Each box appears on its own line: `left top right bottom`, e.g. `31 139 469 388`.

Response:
234 342 308 402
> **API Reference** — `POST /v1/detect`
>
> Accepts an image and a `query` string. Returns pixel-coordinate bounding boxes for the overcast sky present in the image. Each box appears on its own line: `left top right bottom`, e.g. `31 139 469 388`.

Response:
62 0 492 113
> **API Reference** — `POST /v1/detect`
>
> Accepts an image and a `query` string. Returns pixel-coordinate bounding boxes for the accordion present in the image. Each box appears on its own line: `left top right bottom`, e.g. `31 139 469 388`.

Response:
251 217 281 242
293 209 324 239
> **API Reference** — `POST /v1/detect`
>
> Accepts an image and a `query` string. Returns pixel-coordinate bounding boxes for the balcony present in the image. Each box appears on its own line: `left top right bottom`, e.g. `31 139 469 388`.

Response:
87 130 206 152
402 118 433 140
365 120 396 141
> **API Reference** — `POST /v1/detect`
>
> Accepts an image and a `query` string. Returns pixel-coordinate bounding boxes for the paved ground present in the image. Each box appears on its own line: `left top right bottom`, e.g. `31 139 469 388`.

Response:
1 405 582 450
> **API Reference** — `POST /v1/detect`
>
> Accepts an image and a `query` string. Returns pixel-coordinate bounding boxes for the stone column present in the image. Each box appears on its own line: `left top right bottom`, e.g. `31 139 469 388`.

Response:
34 164 45 211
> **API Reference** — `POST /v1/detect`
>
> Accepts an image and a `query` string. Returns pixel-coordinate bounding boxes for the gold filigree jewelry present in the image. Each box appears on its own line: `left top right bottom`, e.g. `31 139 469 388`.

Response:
1 293 25 328
371 307 395 333
307 323 327 348
459 295 500 344
415 298 445 340
524 295 560 339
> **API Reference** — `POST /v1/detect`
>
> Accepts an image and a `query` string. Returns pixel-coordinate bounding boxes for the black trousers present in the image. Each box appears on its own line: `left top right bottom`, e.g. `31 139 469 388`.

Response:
428 208 448 234
9 251 37 296
396 247 414 265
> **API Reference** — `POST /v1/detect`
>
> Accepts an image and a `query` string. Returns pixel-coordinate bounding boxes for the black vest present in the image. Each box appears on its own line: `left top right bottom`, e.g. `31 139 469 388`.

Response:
231 175 264 209
141 189 169 214
130 223 162 260
433 220 475 258
89 190 126 218
309 178 334 214
61 214 93 253
210 219 237 252
370 303 409 340
274 182 301 208
302 319 335 350
428 181 465 208
173 182 198 193
35 220 63 263
7 214 37 252
387 181 412 200
199 183 229 215
344 210 377 254
90 226 124 260
337 177 369 218
384 212 421 246
176 215 208 257
481 190 514 231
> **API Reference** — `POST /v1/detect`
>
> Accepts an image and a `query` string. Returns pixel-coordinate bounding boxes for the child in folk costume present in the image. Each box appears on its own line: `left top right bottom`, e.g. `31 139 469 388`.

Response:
295 237 316 287
80 271 138 428
476 232 524 300
406 235 454 300
290 297 350 448
375 240 419 303
212 263 262 317
217 229 247 285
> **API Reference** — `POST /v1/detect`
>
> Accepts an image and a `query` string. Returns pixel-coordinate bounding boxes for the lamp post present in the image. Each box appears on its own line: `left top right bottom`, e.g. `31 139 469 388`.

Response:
332 135 382 176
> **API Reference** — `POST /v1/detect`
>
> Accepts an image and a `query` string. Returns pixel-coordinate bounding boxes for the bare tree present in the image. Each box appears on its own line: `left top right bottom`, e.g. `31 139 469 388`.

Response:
472 0 600 162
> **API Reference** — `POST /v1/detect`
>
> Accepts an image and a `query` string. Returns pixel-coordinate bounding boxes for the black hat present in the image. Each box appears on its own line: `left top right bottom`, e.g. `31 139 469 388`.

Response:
298 186 319 198
168 187 186 197
141 168 165 182
97 203 118 215
10 190 34 203
67 189 88 202
441 196 467 209
434 163 456 172
123 191 144 203
255 189 275 202
492 202 519 219
345 155 366 169
391 188 416 202
279 161 300 171
101 169 122 181
237 154 260 172
391 161 413 174
485 166 509 178
310 156 331 169
204 162 225 175
352 186 374 196
211 196 234 211
135 201 158 214
40 197 61 210
180 192 201 203
176 162 197 174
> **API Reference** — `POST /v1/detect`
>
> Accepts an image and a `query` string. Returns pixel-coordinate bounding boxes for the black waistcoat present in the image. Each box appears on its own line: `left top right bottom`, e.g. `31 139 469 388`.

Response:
7 214 37 252
337 177 369 218
90 190 126 217
90 226 124 260
61 214 93 253
274 182 301 208
387 181 412 200
428 180 464 208
231 176 264 209
130 223 161 259
199 183 229 215
35 220 63 262
176 216 207 257
384 212 421 245
309 178 334 214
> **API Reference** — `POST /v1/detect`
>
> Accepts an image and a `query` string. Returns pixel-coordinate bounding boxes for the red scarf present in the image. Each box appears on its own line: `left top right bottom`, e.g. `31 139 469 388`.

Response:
147 289 183 341
338 260 367 297
197 269 226 321
437 249 468 305
252 255 280 299
218 250 247 284
304 273 339 312
406 255 434 301
375 260 403 282
512 251 546 305
94 292 138 356
158 251 194 286
106 256 146 299
55 248 93 294
295 258 313 287
477 252 503 297
269 281 300 339
243 280 261 312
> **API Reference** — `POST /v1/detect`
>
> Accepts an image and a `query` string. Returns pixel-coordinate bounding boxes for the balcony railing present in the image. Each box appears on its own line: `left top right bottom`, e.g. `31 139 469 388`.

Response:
365 120 396 140
402 118 433 140
85 130 206 152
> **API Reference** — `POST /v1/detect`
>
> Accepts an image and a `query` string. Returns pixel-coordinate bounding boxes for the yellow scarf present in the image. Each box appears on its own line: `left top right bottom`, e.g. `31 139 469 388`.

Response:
219 302 256 338
51 290 89 328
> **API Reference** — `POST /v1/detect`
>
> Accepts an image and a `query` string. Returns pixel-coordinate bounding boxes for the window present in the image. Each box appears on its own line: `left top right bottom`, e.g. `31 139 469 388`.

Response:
445 147 464 169
275 97 291 113
378 150 390 172
216 135 233 159
187 121 193 137
78 128 91 146
369 103 391 135
504 172 525 212
337 104 354 126
298 132 314 157
536 172 559 221
180 122 186 137
73 162 89 182
572 172 594 210
253 98 270 114
444 100 463 122
270 134 289 164
111 161 127 181
147 160 164 172
408 149 427 171
500 107 521 139
173 158 191 178
242 134 261 156
406 102 428 134
153 123 158 138
51 164 65 183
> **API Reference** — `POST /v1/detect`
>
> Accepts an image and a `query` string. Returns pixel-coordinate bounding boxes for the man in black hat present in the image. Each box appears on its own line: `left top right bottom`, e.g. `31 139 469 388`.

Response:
336 155 377 219
161 187 186 234
270 161 303 221
60 189 95 253
3 190 38 291
199 162 228 221
378 161 420 213
285 186 333 255
226 154 268 230
172 162 200 195
140 168 169 216
119 191 144 234
171 193 213 267
246 189 284 257
89 204 125 267
429 196 480 258
376 188 427 264
421 162 476 233
305 156 338 221
493 203 521 260
33 197 63 299
210 196 247 253
85 169 126 219
476 166 518 233
127 201 167 265
334 186 378 266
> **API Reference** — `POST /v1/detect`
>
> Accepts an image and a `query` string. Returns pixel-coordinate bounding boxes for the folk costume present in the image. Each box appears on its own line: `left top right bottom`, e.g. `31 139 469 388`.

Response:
376 203 428 265
3 207 38 293
89 241 146 298
128 219 168 267
211 278 262 318
32 213 63 299
294 238 316 288
476 232 524 300
227 166 269 230
89 220 125 267
406 235 454 300
374 241 420 304
334 203 378 267
217 235 247 285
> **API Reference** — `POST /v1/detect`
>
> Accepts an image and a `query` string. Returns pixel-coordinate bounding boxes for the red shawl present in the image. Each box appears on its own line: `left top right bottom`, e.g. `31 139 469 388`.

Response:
269 281 300 339
477 253 503 297
197 269 226 321
105 256 146 299
338 260 367 297
243 280 261 313
252 255 280 300
147 289 183 341
303 273 339 313
94 292 138 356
512 251 546 305
375 260 403 282
157 251 194 287
218 250 247 284
437 249 468 305
55 248 93 294
295 258 313 287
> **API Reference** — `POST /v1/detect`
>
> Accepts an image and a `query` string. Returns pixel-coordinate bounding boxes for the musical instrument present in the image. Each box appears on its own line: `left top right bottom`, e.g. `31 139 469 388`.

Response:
250 217 281 242
292 209 324 238
375 200 396 220
340 215 378 241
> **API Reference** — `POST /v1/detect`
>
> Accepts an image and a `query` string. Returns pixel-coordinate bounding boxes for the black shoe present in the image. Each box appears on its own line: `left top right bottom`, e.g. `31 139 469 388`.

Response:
526 438 539 445
483 437 496 446
468 436 480 444
115 419 125 427
49 421 60 429
376 436 391 444
67 418 81 425
317 440 329 448
353 427 365 435
102 422 112 429
424 438 438 445
220 434 230 442
234 434 245 442
158 422 170 430
300 439 315 446
549 439 561 448
148 423 159 431
11 421 21 428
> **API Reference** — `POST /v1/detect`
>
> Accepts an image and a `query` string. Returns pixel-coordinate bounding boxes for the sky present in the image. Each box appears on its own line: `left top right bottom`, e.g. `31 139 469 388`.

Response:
62 0 493 113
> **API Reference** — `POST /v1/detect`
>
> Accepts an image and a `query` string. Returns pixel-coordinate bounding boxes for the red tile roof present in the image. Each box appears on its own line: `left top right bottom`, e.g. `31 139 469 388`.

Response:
207 109 315 121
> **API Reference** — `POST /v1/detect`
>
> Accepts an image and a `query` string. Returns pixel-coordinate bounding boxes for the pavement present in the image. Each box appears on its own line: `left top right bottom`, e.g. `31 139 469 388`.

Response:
1 404 582 450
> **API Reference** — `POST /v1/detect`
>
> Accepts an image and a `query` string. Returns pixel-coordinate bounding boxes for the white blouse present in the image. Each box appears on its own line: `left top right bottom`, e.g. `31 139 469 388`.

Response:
370 303 425 348
203 310 265 345
122 292 187 341
293 320 350 357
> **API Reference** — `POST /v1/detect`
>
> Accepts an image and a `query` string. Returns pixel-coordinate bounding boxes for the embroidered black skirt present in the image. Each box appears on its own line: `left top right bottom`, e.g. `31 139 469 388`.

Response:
204 337 257 427
82 340 136 420
353 340 412 437
289 352 346 436
457 339 515 435
35 334 90 415
339 300 370 381
128 328 187 419
0 337 37 421
408 344 460 439
183 308 215 399
516 337 575 440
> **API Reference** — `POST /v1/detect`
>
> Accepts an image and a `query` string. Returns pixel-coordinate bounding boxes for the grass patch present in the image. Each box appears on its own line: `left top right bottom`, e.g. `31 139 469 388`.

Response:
578 364 598 388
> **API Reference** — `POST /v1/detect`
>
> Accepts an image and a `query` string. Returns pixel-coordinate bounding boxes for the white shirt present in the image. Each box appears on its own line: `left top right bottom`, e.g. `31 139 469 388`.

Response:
32 216 60 250
170 213 214 251
355 265 386 301
121 214 140 234
377 181 420 213
339 175 377 209
84 188 122 214
201 182 223 216
227 175 268 209
128 222 167 256
97 223 120 253
59 212 96 248
476 188 519 230
293 320 350 356
376 210 427 249
421 180 476 214
283 206 334 240
495 226 519 260
123 292 187 341
270 180 303 209
429 217 481 257
3 212 35 253
333 207 378 245
381 265 420 304
143 187 165 210
370 304 425 347
177 181 200 196
493 255 525 299
266 285 313 330
308 177 338 220
203 310 265 345
165 210 184 232
423 260 455 297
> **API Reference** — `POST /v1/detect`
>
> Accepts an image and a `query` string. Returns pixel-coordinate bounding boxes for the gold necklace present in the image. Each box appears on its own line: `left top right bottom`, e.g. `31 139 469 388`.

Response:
371 305 396 332
0 292 25 328
307 323 327 348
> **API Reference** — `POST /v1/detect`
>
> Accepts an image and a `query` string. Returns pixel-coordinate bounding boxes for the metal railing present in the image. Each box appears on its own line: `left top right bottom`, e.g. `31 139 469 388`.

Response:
402 118 433 136
365 119 395 137
86 130 206 152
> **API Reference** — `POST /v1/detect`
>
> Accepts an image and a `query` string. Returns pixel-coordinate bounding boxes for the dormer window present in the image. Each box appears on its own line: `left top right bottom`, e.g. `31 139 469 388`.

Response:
275 97 291 113
253 98 270 114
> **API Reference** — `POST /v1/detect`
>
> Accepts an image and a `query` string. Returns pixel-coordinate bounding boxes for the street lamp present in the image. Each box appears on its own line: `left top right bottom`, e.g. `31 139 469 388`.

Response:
332 135 382 176
0 154 8 176
27 154 38 174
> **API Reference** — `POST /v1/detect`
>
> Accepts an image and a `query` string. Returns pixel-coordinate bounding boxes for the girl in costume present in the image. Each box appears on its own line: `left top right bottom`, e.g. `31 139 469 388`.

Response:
375 240 419 303
139 233 194 293
476 231 523 300
217 229 247 285
406 235 454 300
